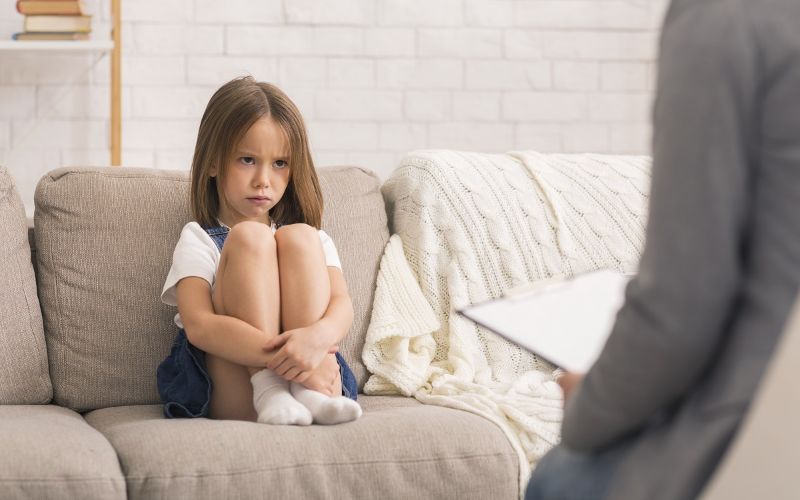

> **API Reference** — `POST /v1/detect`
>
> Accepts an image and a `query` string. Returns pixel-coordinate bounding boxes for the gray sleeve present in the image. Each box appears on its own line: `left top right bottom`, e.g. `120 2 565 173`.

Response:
561 0 759 451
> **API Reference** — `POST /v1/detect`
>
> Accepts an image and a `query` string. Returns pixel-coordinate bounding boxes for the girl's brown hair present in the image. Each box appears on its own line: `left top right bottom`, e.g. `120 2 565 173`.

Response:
189 76 323 229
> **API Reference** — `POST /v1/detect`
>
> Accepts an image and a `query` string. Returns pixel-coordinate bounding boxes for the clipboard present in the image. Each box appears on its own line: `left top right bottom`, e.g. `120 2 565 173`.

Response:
456 269 632 373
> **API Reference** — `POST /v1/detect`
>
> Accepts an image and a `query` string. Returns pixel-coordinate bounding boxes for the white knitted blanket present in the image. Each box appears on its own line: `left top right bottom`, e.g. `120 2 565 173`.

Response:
363 150 651 494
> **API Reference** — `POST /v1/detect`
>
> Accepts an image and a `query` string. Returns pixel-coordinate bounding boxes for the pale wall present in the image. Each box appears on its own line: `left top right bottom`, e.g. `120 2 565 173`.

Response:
0 0 669 214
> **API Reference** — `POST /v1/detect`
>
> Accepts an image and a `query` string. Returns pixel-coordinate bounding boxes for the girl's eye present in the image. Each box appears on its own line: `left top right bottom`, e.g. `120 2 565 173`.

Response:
273 160 288 169
240 157 256 166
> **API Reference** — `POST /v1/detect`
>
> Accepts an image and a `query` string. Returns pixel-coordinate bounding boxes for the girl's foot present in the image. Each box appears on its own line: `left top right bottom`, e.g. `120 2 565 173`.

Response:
251 369 312 425
290 382 362 425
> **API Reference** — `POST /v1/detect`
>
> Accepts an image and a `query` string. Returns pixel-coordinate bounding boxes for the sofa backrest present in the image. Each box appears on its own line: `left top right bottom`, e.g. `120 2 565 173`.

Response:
33 166 387 412
0 166 52 405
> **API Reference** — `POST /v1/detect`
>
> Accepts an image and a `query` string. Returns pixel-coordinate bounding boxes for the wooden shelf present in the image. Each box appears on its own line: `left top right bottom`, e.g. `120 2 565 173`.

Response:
1 0 121 165
0 40 114 52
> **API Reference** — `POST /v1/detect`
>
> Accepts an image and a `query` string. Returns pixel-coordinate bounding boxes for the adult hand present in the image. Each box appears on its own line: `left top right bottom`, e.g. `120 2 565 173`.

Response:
557 372 585 405
263 324 337 383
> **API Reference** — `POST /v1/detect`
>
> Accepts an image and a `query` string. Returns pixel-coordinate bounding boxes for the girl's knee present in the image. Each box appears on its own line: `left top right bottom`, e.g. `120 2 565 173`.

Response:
274 223 318 250
226 221 275 254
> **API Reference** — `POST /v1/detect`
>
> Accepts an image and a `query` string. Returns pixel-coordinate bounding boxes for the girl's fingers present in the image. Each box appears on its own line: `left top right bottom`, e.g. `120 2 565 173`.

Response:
284 367 301 381
266 349 287 370
273 359 291 377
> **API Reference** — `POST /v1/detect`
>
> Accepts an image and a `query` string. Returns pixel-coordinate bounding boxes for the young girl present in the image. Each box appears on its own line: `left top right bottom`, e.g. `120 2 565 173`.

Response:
157 76 361 426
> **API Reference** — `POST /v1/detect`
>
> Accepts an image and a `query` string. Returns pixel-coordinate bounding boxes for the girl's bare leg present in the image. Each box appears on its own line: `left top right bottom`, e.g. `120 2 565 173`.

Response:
275 223 337 392
206 221 310 424
276 225 330 327
276 224 360 424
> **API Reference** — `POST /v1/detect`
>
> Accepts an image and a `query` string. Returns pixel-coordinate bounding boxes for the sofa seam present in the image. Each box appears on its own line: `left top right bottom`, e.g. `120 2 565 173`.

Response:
40 177 67 406
13 196 51 403
50 170 190 182
16 234 50 401
122 452 514 481
0 477 124 484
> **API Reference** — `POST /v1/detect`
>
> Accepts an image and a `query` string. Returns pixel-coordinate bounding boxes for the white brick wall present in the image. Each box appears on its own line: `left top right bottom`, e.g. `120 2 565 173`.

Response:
0 0 670 214
0 120 10 149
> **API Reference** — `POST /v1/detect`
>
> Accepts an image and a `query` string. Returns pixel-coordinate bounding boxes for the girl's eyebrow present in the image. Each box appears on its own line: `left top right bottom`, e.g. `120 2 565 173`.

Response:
235 149 259 156
235 149 289 160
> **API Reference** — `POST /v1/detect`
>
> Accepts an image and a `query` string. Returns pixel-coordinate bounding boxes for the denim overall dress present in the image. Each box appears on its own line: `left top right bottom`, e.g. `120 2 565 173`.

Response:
156 225 358 419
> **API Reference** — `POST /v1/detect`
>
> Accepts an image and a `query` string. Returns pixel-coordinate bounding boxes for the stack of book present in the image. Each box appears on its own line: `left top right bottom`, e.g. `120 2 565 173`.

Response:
13 0 91 41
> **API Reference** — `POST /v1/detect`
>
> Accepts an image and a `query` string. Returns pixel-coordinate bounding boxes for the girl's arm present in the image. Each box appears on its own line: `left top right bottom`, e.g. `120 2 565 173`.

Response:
176 276 280 368
315 267 355 346
264 267 353 381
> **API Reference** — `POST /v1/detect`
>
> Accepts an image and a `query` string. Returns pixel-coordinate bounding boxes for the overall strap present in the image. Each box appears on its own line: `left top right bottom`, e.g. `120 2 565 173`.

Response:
203 226 229 252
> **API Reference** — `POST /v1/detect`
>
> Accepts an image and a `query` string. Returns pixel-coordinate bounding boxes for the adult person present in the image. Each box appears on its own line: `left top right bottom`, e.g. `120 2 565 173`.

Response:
526 0 800 498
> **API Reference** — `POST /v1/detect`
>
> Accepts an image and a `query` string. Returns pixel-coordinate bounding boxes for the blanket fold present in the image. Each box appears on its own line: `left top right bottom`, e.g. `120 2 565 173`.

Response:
362 150 651 497
363 234 439 396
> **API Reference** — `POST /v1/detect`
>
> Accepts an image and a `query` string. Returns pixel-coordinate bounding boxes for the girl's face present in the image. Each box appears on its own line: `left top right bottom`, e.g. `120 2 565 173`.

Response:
211 117 290 227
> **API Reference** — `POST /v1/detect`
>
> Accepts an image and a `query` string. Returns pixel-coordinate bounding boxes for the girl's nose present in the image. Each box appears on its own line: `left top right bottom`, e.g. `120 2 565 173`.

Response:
254 172 270 188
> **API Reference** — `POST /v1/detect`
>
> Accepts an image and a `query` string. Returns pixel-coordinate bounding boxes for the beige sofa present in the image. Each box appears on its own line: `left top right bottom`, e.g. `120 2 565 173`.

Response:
0 164 518 499
2 159 793 500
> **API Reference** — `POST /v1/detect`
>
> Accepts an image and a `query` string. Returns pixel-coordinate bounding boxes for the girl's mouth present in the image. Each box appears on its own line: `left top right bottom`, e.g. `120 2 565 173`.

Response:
247 196 271 206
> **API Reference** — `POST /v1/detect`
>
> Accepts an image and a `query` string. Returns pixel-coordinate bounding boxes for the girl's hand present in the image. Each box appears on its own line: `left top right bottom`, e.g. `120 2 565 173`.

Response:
263 325 338 383
298 354 341 396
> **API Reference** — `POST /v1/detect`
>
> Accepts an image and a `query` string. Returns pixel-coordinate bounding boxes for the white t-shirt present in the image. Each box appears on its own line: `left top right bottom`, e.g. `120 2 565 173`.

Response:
161 221 342 329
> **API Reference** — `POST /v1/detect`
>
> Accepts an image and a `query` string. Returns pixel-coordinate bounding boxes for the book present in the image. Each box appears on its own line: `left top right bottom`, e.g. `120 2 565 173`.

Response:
456 269 632 373
12 31 90 41
24 14 91 33
16 0 85 16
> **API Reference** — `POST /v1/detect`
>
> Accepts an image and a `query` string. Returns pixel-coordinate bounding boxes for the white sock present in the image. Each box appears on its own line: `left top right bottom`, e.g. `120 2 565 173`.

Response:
290 382 362 425
250 369 312 426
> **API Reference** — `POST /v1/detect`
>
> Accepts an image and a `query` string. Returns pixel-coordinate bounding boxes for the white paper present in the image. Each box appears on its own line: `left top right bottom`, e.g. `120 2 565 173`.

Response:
458 270 632 373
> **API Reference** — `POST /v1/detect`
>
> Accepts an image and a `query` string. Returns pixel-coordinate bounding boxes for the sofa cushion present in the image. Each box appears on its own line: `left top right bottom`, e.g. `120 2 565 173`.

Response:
34 166 387 411
85 396 518 500
318 166 389 390
0 166 51 404
0 405 125 499
35 167 190 412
